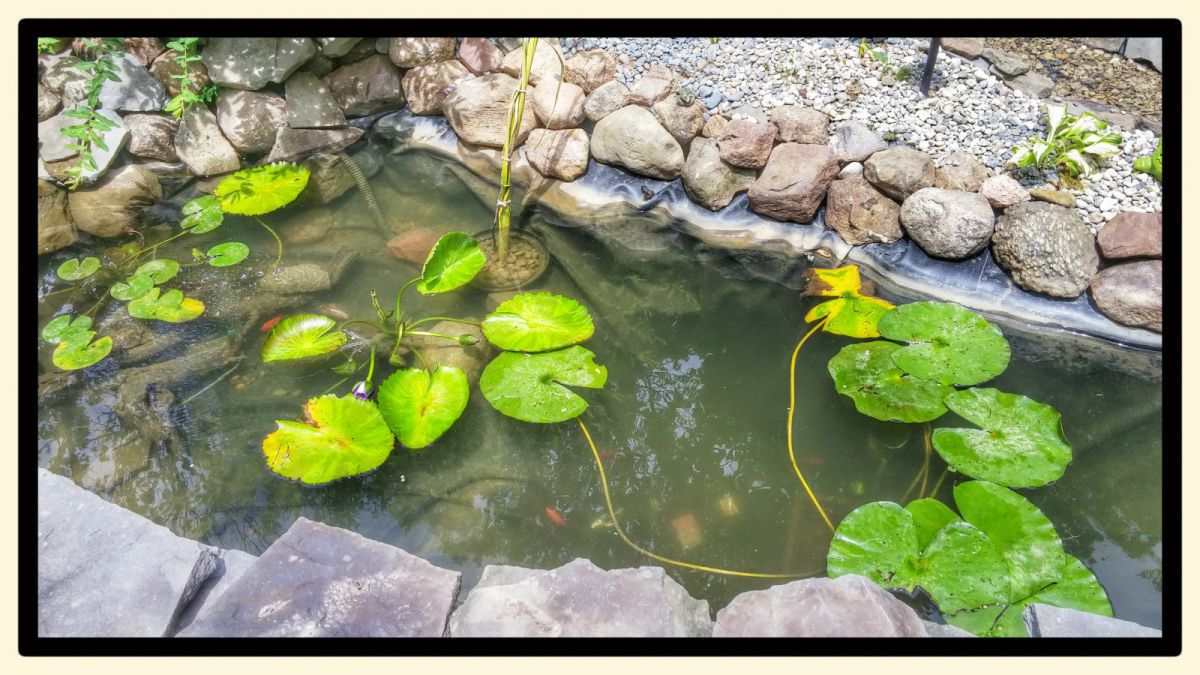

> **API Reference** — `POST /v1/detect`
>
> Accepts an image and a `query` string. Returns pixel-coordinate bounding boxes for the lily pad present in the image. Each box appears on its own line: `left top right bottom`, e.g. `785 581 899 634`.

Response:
181 194 224 233
262 394 395 484
877 301 1010 386
377 366 470 449
827 341 952 423
215 163 310 216
802 266 895 338
416 232 486 294
933 388 1073 488
482 292 595 352
480 345 607 423
133 258 180 285
109 274 155 301
41 314 92 344
262 314 348 363
206 241 250 267
906 498 961 551
56 256 101 281
51 334 113 370
126 287 205 322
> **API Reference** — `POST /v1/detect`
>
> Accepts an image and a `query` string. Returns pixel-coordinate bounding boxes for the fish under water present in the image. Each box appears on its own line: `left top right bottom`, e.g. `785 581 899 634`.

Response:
543 507 568 527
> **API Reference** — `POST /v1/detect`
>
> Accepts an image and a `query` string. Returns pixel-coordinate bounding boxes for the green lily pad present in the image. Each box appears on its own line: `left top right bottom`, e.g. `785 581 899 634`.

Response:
827 341 952 423
933 388 1073 488
215 163 310 216
56 256 101 281
482 292 595 352
206 241 250 267
181 194 224 233
41 313 92 344
109 274 155 301
480 345 607 423
906 498 961 551
416 232 486 294
133 258 180 285
377 366 470 449
51 334 113 370
126 287 205 322
262 314 348 363
878 301 1011 386
262 394 395 484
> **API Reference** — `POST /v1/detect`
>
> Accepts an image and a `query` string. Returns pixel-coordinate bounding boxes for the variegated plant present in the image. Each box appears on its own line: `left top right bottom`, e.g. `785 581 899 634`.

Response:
1007 103 1123 180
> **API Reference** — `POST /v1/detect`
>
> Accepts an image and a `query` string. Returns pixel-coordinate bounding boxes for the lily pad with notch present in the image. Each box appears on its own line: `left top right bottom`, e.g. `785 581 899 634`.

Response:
877 301 1010 386
215 163 311 216
480 345 607 423
41 313 92 344
417 232 487 294
126 287 205 323
802 266 895 338
133 258 181 285
262 314 348 363
827 341 952 423
56 256 101 281
262 394 395 484
52 334 113 370
482 292 595 352
109 273 155 301
377 366 470 449
206 241 250 267
181 194 224 233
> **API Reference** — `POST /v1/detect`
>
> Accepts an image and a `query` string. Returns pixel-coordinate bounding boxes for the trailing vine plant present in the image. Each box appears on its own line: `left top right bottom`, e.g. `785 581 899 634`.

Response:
60 38 124 190
162 37 218 119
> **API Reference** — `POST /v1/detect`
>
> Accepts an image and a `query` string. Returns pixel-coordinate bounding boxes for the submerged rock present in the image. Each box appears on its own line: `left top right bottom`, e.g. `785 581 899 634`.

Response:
443 73 537 148
1089 260 1162 332
825 177 903 245
401 320 492 385
68 164 162 238
590 105 684 180
257 262 332 294
713 575 927 637
386 227 442 264
747 142 840 223
900 187 995 260
682 137 756 211
992 201 1099 298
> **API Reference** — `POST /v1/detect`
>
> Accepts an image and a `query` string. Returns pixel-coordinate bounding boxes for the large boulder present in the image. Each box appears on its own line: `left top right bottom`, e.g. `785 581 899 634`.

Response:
387 37 456 68
215 89 288 155
97 53 168 112
830 121 887 163
864 146 936 201
900 187 995 260
443 73 537 148
174 106 241 176
825 177 903 245
652 98 706 150
457 37 503 75
498 39 564 85
713 575 927 637
324 54 405 117
39 109 128 184
1088 260 1162 332
583 80 628 122
123 112 179 162
283 72 346 129
202 37 316 90
718 118 777 169
1097 211 1162 260
265 126 363 164
149 49 211 98
770 105 829 144
682 137 756 211
402 60 471 116
68 164 162 238
448 559 712 637
531 78 586 129
992 201 1099 298
627 64 677 107
747 142 840 223
589 105 684 180
564 49 618 93
524 128 590 182
933 151 991 192
38 83 62 121
38 180 76 254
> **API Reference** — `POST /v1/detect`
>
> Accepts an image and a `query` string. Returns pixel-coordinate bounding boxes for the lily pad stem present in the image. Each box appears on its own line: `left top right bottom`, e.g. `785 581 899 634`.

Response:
128 228 190 265
338 319 389 333
394 277 421 324
787 317 836 533
406 330 461 343
407 316 482 329
253 216 283 269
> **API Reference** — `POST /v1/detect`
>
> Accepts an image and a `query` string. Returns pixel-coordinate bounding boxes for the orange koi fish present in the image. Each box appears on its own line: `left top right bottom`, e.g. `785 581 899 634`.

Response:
544 507 568 527
260 315 284 333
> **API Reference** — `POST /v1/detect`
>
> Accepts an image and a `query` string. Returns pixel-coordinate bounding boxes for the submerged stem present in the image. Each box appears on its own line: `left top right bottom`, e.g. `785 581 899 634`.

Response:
787 317 836 533
253 216 283 269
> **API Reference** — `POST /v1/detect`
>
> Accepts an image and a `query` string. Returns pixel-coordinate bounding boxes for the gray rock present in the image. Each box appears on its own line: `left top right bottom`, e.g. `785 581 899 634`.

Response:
265 126 363 164
38 179 76 254
748 142 840 223
215 89 288 155
1006 71 1055 98
178 517 461 637
941 38 985 60
448 558 712 637
934 151 991 192
38 469 217 636
979 174 1031 209
41 55 91 103
583 80 629 122
900 187 996 260
443 73 537 148
124 113 179 162
713 575 927 637
174 548 258 632
922 620 975 637
38 109 128 181
717 118 777 169
1097 211 1162 259
682 137 756 210
864 145 937 201
1123 38 1162 72
524 128 590 182
531 77 586 129
830 120 887 163
38 83 61 122
992 201 1099 297
590 105 684 180
202 37 316 90
388 37 456 68
826 177 903 245
770 105 830 144
1081 38 1126 53
284 72 347 129
316 38 363 58
1089 260 1162 332
174 106 241 176
149 48 211 98
982 47 1031 77
839 161 864 178
324 54 405 117
651 98 706 149
402 59 470 116
68 164 163 238
98 53 168 112
1025 603 1161 637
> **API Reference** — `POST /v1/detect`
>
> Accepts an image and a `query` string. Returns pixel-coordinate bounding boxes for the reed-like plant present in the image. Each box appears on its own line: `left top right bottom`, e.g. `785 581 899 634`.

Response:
490 38 538 262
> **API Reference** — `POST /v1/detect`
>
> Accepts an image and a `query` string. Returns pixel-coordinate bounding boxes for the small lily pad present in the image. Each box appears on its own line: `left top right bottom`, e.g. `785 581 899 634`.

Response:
480 345 607 423
933 388 1073 488
126 287 205 322
878 301 1010 386
181 194 224 233
262 314 348 363
417 232 486 294
215 163 310 216
262 394 395 484
134 258 181 285
377 366 470 449
802 266 895 338
56 256 101 281
482 292 595 352
41 313 91 344
827 341 952 423
206 241 250 267
51 334 113 370
109 274 155 301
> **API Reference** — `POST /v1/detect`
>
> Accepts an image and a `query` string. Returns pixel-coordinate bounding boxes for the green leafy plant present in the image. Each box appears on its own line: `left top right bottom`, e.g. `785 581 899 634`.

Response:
1133 137 1162 182
1008 103 1124 184
60 38 125 190
162 37 218 119
38 37 66 54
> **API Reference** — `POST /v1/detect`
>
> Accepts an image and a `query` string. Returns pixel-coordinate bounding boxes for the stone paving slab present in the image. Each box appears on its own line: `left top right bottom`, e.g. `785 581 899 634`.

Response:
172 547 258 633
37 469 218 637
178 517 461 637
1024 603 1162 637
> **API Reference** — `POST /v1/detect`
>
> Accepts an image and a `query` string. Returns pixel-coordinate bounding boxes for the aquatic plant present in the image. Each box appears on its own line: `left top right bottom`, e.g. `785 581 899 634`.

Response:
1133 136 1162 182
59 38 125 190
1008 102 1123 184
162 37 218 119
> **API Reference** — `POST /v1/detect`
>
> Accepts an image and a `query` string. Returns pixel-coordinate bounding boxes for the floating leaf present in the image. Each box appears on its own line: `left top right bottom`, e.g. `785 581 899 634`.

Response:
52 334 113 370
206 241 250 267
377 366 470 449
215 163 310 216
134 258 181 285
127 287 163 319
155 297 205 323
802 266 895 338
482 292 595 352
41 314 92 344
906 498 961 551
416 232 486 294
56 256 101 281
126 287 204 322
480 345 607 423
262 314 348 363
181 194 224 233
878 301 1010 386
109 273 155 301
262 394 394 484
827 341 952 423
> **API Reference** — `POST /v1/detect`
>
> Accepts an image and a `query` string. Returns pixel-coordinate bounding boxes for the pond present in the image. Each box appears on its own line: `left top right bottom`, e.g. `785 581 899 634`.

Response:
37 149 1162 629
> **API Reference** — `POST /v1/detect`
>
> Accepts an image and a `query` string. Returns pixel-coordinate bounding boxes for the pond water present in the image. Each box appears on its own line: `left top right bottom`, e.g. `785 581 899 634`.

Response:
37 149 1163 628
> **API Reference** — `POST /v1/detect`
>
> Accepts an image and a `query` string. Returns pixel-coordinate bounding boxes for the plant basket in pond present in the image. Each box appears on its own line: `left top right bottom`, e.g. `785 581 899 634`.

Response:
471 229 550 291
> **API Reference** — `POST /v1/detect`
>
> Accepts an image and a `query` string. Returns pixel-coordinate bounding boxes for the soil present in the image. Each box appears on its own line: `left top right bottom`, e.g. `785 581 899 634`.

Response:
474 234 548 290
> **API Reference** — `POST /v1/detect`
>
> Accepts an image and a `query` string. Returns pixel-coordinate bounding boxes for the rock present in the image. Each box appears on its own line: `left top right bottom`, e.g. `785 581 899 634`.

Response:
457 37 504 75
979 174 1031 209
564 49 617 93
402 59 470 116
298 152 367 205
583 80 628 122
826 177 903 245
701 113 729 138
865 146 936 201
1025 603 1161 637
258 263 331 294
284 72 347 128
38 180 76 254
443 73 537 148
202 37 316 90
178 517 460 637
830 121 887 163
1088 261 1162 332
727 104 769 124
941 37 985 60
627 64 677 107
283 207 335 244
215 89 288 155
149 49 211 98
388 37 456 68
1081 38 1127 53
839 161 864 178
324 55 405 117
316 37 363 58
524 128 590 182
933 151 990 192
589 105 684 180
38 83 61 121
982 47 1031 77
387 228 443 264
682 137 756 210
531 78 586 129
174 106 241 176
121 37 165 67
175 548 258 632
717 118 777 169
900 187 996 260
1029 188 1077 208
1006 71 1055 98
651 98 706 149
1123 38 1162 72
265 126 364 163
98 53 168 112
123 112 179 161
747 142 840 223
448 559 712 637
769 105 829 144
923 620 976 637
498 39 565 86
68 164 163 238
41 55 90 102
403 321 492 386
992 201 1099 298
713 575 926 637
1097 211 1162 259
39 109 128 183
38 469 218 637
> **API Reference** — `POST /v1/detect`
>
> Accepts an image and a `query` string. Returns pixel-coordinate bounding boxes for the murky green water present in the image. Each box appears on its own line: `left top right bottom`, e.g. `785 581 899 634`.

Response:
37 151 1162 628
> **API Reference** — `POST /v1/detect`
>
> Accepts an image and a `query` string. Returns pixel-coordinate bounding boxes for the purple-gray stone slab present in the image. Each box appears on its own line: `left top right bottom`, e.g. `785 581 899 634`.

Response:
1024 603 1162 637
713 575 927 637
172 548 258 633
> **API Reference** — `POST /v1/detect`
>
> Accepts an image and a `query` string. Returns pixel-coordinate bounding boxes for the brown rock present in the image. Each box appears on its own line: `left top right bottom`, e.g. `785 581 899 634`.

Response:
457 38 503 75
531 78 586 129
388 38 456 68
68 164 162 238
769 105 829 144
825 177 903 245
864 146 936 201
149 49 210 98
443 73 537 148
402 60 471 116
499 39 565 86
979 174 1031 209
387 228 443 264
1029 188 1077 208
748 143 840 223
524 128 590 182
941 38 985 60
933 151 991 192
38 84 62 122
1097 211 1162 260
124 113 179 162
717 118 777 169
627 64 677 107
122 38 165 67
564 50 617 93
324 55 405 117
651 98 706 149
38 180 76 254
702 114 729 139
681 138 756 211
1089 260 1162 332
